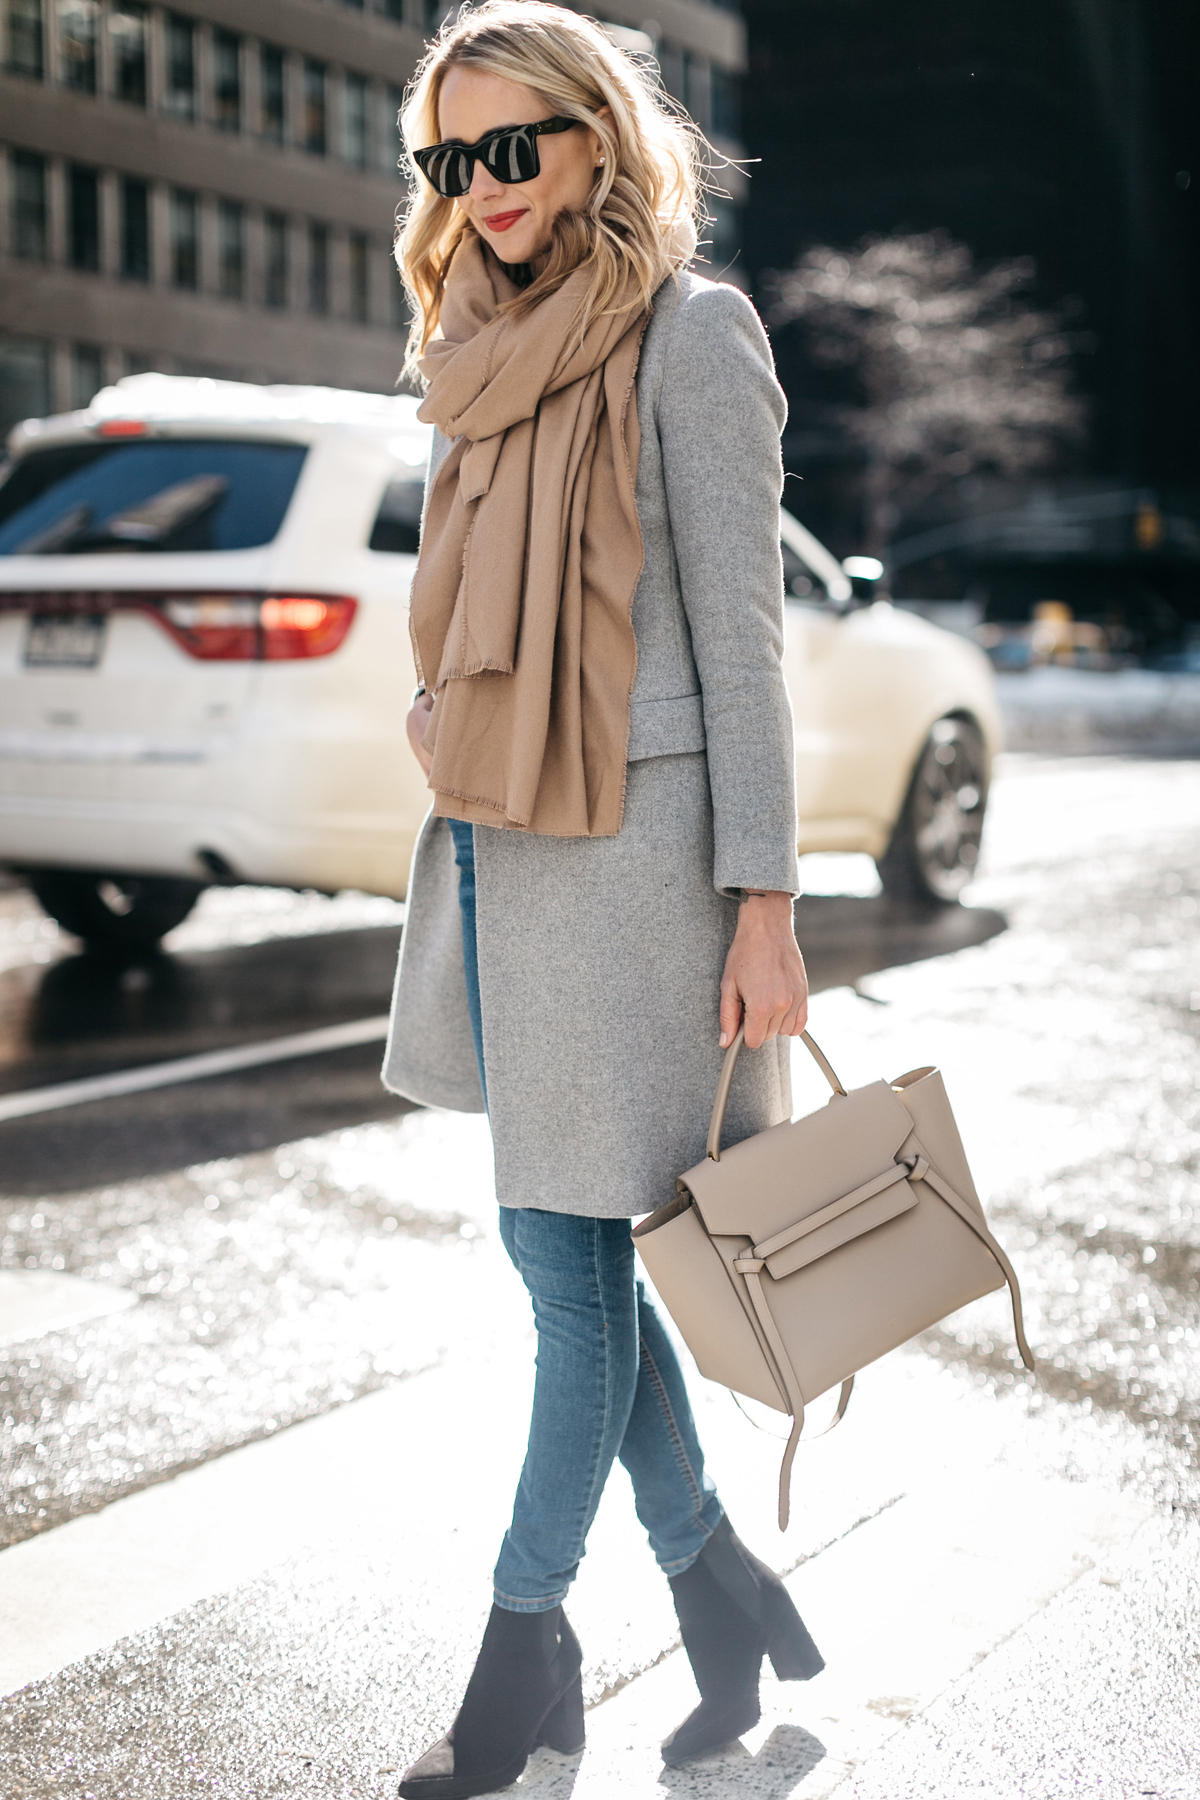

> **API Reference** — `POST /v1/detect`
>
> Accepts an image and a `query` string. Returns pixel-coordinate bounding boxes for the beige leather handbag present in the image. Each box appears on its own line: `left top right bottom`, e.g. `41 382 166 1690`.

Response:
633 1028 1035 1528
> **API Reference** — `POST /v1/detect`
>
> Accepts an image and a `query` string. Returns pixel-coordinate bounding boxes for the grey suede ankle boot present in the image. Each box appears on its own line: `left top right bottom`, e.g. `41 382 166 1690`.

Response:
398 1603 584 1799
662 1514 823 1766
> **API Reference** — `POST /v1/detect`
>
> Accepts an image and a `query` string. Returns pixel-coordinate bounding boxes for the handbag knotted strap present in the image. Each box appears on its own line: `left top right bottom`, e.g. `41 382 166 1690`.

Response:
902 1145 1036 1373
711 1028 1035 1528
730 1240 854 1529
712 1029 853 1528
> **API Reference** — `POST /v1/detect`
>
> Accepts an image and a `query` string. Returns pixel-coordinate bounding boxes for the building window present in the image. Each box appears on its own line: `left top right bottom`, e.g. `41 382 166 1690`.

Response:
0 334 52 437
68 162 100 270
109 2 146 105
170 188 198 288
390 260 407 331
657 41 684 105
304 60 327 155
70 342 103 409
6 0 44 78
264 211 288 308
164 12 195 120
383 83 404 172
344 72 368 168
212 28 241 132
217 198 243 298
259 45 285 144
682 53 711 133
349 231 369 322
121 175 150 279
58 0 98 93
711 67 740 141
308 222 329 314
11 150 47 260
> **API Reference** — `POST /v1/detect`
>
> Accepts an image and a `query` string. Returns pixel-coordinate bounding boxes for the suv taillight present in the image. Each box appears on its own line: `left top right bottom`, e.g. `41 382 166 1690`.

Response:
160 594 357 660
0 591 357 660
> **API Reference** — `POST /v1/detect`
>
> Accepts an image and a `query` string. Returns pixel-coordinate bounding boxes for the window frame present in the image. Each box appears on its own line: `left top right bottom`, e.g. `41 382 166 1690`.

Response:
11 149 49 262
212 26 242 133
67 161 101 272
108 1 147 106
169 186 199 290
163 11 196 122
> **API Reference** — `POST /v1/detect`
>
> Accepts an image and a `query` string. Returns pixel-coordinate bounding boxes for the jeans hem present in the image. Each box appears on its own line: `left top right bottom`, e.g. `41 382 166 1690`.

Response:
656 1500 724 1576
493 1588 568 1614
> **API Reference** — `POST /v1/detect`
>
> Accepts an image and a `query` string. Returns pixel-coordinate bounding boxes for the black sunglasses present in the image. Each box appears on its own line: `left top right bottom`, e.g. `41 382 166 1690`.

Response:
414 116 579 199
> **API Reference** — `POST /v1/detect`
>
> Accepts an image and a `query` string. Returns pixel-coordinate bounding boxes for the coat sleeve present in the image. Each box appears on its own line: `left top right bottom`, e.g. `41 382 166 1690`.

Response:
656 283 801 899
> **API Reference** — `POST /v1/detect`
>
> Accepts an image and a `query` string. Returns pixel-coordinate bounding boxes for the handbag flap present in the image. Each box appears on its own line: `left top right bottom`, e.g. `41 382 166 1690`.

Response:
679 1079 915 1243
763 1174 918 1279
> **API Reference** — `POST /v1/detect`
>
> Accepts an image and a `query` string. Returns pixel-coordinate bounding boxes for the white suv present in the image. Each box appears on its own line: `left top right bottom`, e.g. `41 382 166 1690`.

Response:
0 374 1001 950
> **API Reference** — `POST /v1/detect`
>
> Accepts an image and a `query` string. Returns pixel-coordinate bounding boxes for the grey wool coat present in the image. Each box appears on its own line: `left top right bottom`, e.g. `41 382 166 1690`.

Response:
382 271 802 1219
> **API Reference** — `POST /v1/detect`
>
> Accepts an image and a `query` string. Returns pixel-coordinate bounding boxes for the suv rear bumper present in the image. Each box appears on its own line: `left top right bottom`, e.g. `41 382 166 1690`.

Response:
0 793 414 899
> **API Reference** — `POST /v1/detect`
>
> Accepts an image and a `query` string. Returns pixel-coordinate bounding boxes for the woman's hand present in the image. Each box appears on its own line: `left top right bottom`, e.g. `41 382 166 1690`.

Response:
719 891 809 1050
406 689 435 778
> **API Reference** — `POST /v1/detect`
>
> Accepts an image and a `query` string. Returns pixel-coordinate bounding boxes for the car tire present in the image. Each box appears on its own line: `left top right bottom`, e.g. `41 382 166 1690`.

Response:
28 871 204 952
876 716 989 905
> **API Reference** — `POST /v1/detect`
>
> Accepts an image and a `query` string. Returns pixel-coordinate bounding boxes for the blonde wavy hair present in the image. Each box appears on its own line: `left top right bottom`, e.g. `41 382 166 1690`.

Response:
394 0 707 383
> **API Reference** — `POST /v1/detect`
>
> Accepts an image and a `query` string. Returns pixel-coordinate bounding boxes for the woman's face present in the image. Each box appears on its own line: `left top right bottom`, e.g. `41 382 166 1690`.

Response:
436 67 608 266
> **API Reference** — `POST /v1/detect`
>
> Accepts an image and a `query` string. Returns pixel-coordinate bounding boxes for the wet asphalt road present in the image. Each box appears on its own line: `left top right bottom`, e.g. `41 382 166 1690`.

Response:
0 751 1198 1796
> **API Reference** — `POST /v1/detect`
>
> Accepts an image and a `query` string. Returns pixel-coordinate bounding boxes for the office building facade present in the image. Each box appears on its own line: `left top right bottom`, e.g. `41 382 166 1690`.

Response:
1 0 744 434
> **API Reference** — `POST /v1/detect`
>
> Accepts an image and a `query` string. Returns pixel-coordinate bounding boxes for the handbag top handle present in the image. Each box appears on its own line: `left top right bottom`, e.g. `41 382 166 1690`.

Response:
707 1027 847 1162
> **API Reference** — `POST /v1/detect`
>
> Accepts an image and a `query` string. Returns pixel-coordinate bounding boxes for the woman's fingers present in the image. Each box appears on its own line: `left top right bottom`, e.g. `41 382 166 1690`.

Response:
718 970 744 1049
720 895 808 1048
743 975 810 1047
781 994 808 1039
405 694 436 776
743 996 789 1049
780 958 810 1039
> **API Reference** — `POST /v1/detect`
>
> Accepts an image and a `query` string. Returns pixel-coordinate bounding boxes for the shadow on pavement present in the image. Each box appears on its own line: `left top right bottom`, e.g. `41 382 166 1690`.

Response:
796 893 1006 994
0 899 1005 1197
0 925 403 1095
0 1044 416 1198
657 1723 828 1794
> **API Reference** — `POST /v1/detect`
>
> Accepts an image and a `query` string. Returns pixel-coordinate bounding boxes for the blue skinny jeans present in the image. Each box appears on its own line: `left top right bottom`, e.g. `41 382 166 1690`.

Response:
446 817 723 1612
448 818 486 1105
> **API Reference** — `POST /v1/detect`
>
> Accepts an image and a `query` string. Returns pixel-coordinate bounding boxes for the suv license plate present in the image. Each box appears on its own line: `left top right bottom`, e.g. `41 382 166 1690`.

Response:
23 614 107 669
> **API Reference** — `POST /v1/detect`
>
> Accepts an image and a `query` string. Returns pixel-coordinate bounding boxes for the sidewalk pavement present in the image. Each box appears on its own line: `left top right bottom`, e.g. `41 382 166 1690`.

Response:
2 1033 1197 1798
3 754 1200 1797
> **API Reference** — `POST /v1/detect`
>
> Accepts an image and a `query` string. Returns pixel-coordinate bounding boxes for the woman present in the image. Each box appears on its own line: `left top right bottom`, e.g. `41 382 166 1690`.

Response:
383 5 822 1794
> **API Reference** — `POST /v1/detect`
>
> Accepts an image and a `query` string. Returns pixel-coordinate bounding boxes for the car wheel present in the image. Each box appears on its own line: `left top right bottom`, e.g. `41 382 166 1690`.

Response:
27 871 204 952
877 717 989 904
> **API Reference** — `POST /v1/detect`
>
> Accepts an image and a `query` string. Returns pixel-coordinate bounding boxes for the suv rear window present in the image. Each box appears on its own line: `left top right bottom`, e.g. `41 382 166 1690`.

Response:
0 439 307 556
369 475 423 555
782 537 817 597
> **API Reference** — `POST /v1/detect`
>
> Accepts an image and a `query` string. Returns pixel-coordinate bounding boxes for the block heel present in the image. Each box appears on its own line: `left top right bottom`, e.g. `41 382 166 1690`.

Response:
763 1580 824 1682
663 1514 824 1766
536 1673 585 1753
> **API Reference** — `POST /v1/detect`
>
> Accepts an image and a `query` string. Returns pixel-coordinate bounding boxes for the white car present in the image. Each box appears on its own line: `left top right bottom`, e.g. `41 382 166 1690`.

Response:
0 376 1001 950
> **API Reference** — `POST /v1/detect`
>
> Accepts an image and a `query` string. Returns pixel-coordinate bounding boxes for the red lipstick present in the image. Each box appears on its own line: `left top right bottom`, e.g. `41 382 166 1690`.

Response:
483 209 527 232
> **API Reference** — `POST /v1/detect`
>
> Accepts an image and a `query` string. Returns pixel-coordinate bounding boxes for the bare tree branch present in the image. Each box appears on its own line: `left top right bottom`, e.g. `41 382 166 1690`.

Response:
767 231 1087 556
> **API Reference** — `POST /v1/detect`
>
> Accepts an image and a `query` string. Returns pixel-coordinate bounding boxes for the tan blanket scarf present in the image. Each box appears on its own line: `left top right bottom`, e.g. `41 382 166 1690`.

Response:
411 232 649 836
